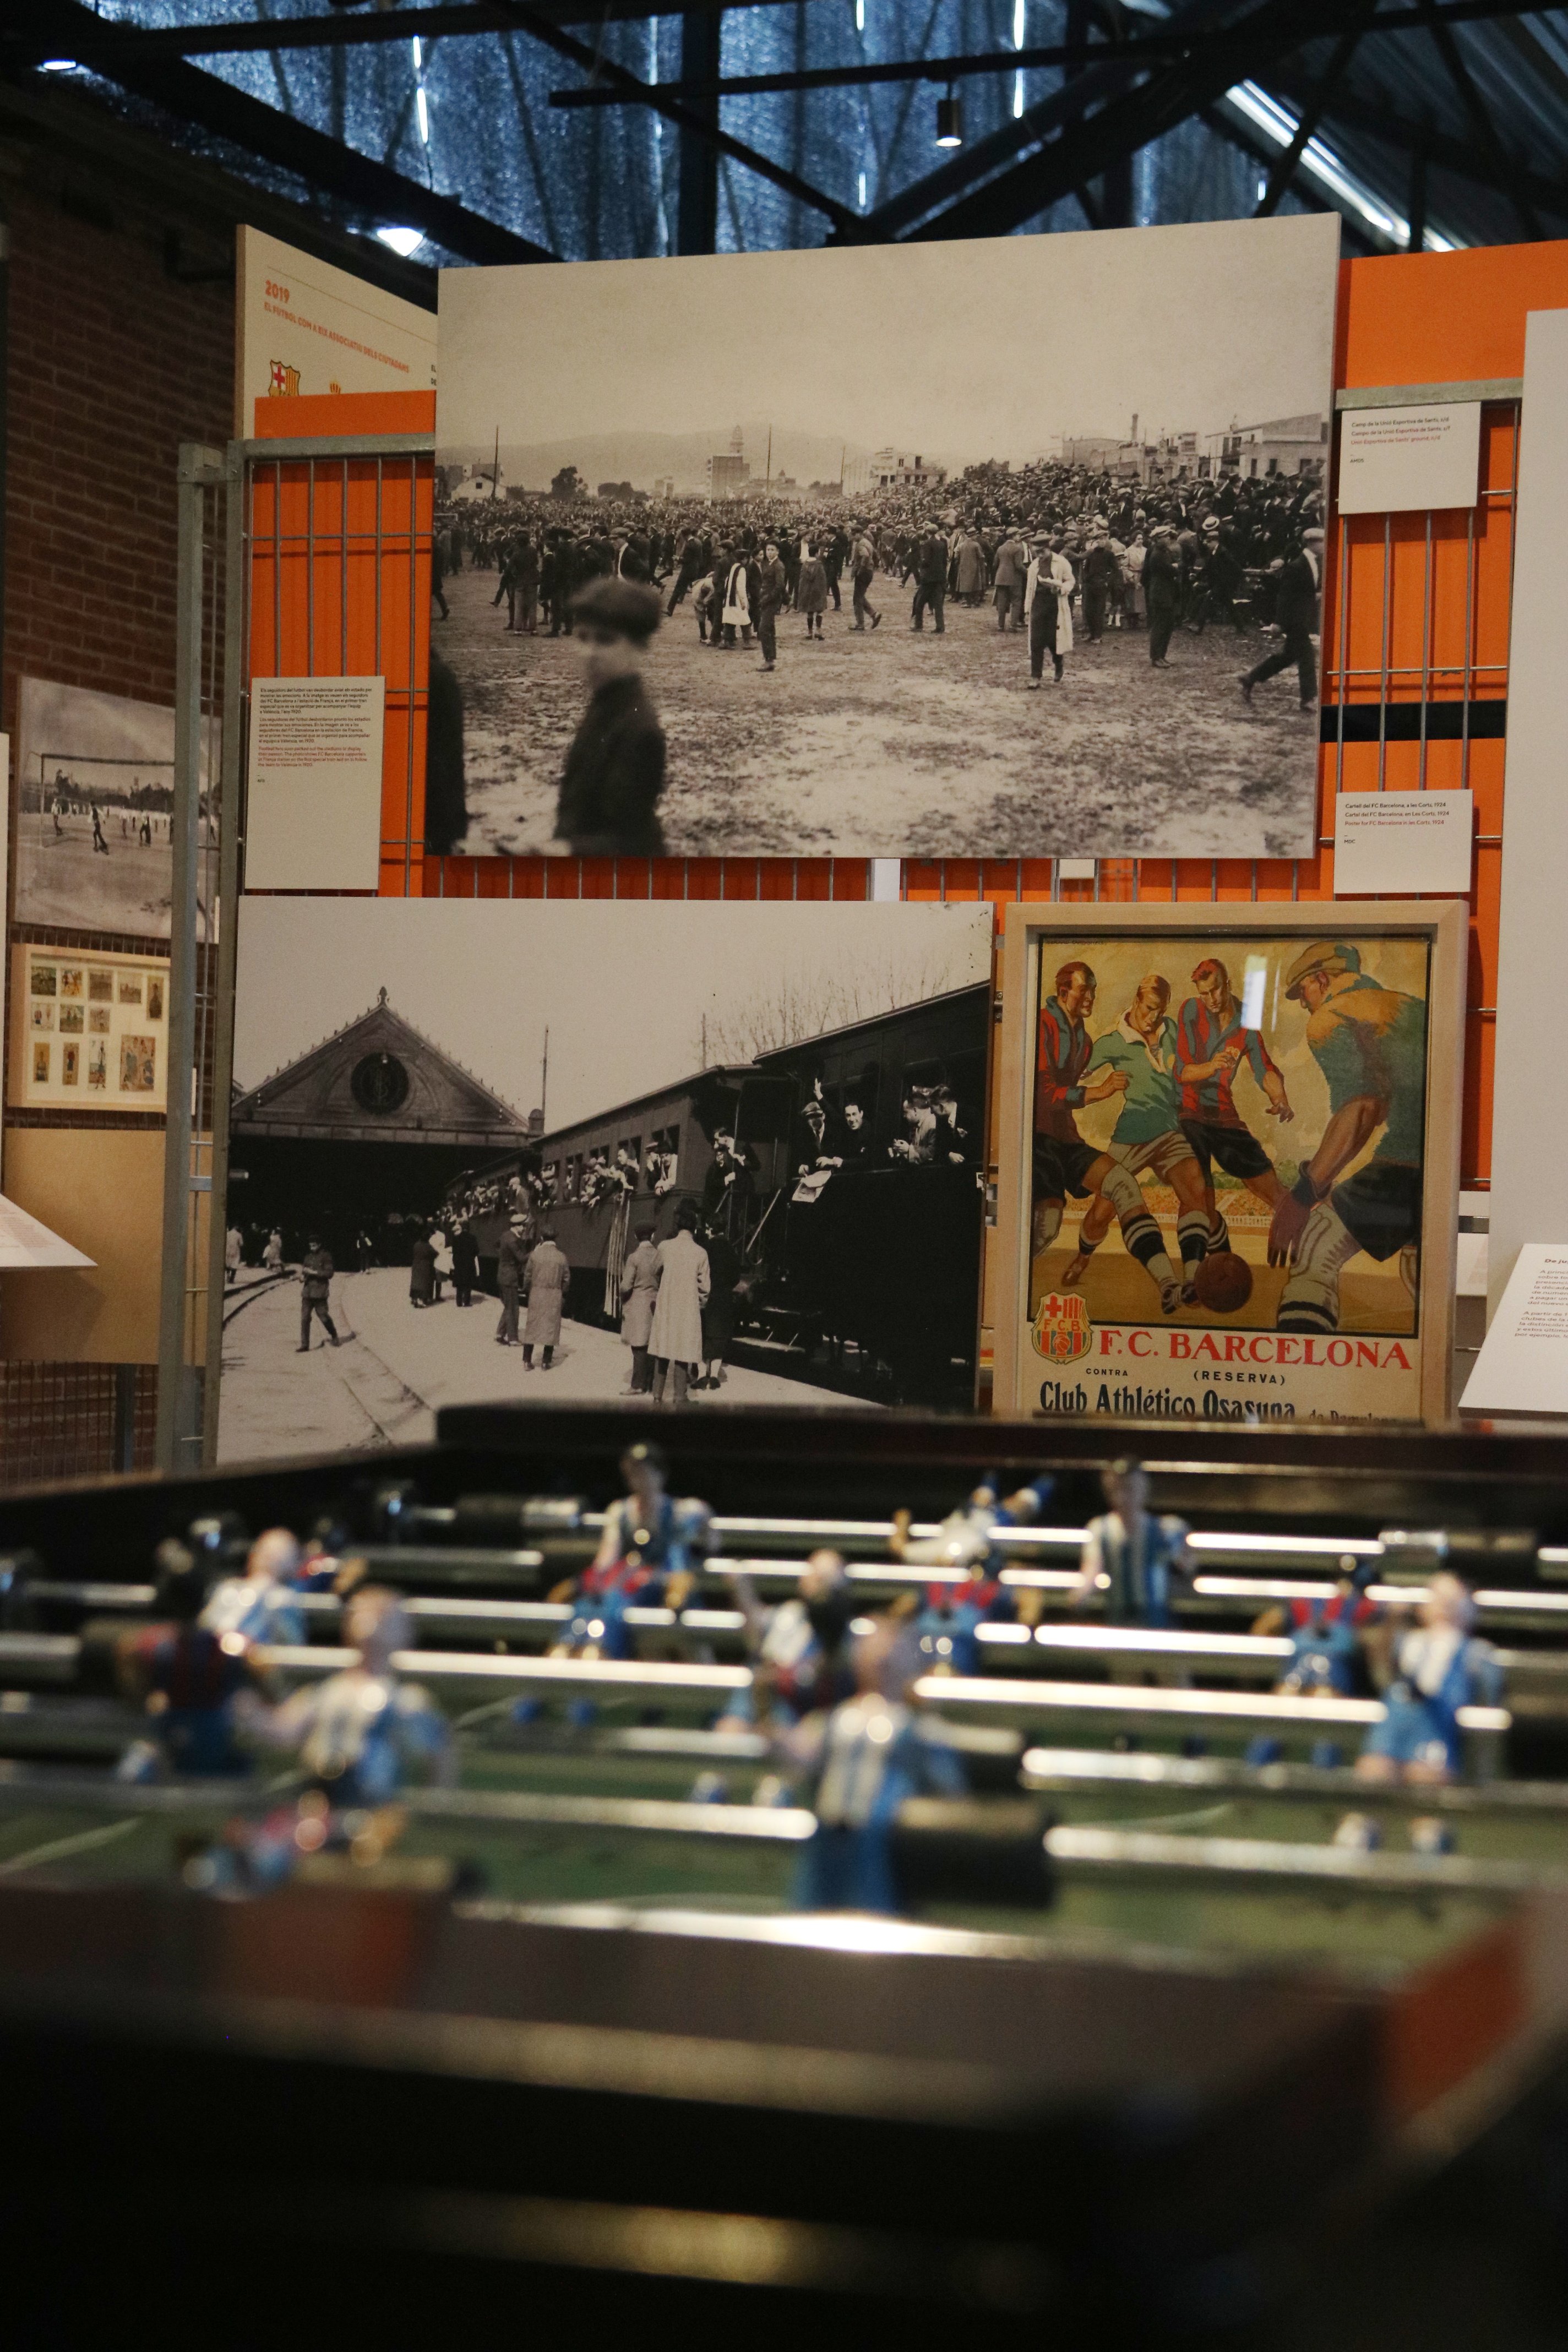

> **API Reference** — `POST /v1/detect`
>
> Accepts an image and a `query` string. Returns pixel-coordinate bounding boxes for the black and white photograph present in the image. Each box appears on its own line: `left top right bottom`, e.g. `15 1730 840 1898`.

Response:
217 897 993 1462
14 677 218 939
433 214 1337 864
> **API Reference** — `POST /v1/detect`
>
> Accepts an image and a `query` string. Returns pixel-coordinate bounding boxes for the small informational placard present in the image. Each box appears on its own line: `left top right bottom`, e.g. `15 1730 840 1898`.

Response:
1461 1243 1568 1415
246 676 385 891
10 944 168 1114
1338 400 1482 515
1334 790 1473 895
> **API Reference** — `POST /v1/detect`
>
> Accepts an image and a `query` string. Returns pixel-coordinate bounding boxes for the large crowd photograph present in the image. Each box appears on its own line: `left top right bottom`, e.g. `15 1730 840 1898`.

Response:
433 213 1337 863
218 896 992 1463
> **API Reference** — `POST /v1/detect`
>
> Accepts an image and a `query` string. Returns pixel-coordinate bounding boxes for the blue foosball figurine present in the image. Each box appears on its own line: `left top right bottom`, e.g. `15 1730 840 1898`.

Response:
115 1540 275 1782
889 1473 1055 1675
781 1618 967 1914
549 1440 711 1664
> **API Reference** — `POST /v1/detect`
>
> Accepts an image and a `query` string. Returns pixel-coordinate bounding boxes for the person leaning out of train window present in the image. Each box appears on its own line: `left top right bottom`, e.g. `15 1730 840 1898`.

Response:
794 1080 845 1177
929 1087 971 1166
549 577 667 860
838 1101 873 1169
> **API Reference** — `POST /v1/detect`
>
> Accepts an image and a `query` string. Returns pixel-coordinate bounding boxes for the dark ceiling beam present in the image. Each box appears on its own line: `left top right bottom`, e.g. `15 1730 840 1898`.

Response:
547 0 1565 106
6 0 787 61
1414 0 1543 234
477 0 856 232
1254 10 1371 214
17 0 555 262
11 0 1555 64
897 0 1403 244
1199 99 1379 251
1269 65 1568 219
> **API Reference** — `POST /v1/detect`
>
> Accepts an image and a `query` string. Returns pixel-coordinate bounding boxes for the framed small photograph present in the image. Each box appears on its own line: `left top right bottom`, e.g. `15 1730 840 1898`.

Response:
30 964 56 998
147 977 165 1022
61 1042 79 1086
58 1004 84 1035
30 1002 53 1032
119 1035 156 1094
89 1005 111 1033
117 976 143 1006
87 1039 107 1092
993 900 1467 1427
59 968 83 1000
31 1042 50 1085
88 969 114 1005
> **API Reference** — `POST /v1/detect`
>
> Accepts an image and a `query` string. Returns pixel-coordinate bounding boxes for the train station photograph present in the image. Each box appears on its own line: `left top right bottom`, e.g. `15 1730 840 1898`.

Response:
219 895 992 1457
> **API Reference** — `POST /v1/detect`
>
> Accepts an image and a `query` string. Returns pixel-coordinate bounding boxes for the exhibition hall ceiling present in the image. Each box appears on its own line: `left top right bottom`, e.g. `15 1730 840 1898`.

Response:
8 0 1568 273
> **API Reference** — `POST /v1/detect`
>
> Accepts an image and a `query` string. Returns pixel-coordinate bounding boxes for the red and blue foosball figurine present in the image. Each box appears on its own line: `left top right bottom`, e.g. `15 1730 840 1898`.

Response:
890 1474 1055 1676
114 1540 274 1781
717 1549 857 1734
1247 1554 1382 1767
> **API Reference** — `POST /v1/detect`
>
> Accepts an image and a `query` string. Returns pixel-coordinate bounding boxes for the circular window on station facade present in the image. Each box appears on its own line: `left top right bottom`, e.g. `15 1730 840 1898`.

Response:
351 1052 410 1114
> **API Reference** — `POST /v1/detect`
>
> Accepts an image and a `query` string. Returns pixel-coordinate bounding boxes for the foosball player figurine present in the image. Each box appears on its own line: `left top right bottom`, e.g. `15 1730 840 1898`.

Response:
889 1474 1055 1676
198 1526 309 1648
781 1617 966 1914
1338 1571 1503 1854
548 1440 711 1663
1246 1553 1381 1767
113 1539 276 1782
1072 1457 1191 1629
265 1587 455 1819
716 1549 856 1734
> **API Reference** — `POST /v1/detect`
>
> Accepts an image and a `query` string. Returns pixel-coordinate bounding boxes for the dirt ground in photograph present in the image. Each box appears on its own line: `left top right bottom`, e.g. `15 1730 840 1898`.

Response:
14 815 179 936
440 565 1319 861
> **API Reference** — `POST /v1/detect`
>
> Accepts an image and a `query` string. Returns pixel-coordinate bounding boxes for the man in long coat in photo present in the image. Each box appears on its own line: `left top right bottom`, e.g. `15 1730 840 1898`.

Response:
495 1213 530 1346
522 1227 570 1371
619 1224 660 1396
649 1200 711 1407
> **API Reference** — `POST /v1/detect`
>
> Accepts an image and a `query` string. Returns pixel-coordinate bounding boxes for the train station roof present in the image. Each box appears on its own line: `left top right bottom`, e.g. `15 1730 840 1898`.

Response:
232 988 530 1147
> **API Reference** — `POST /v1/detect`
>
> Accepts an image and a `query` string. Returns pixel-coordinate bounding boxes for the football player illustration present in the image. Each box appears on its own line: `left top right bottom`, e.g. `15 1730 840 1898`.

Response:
1031 959 1131 1261
1268 940 1426 1334
1175 956 1294 1249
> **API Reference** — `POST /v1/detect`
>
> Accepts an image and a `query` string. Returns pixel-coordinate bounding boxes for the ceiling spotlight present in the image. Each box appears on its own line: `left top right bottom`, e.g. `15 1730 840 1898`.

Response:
374 225 426 259
935 88 963 148
40 58 79 73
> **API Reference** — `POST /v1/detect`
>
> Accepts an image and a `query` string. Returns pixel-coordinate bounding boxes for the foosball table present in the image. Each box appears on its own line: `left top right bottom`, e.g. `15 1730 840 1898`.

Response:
2 1405 1568 2341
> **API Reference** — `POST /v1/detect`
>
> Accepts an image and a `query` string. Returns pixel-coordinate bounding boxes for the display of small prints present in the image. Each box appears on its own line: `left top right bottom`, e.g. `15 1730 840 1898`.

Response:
16 945 167 1110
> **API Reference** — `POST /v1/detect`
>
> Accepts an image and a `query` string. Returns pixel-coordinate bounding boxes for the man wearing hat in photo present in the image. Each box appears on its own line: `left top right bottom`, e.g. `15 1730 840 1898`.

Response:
1144 526 1183 668
1239 526 1323 712
1080 519 1119 645
1023 533 1074 688
553 576 667 858
1268 940 1427 1339
495 1210 532 1348
755 537 787 672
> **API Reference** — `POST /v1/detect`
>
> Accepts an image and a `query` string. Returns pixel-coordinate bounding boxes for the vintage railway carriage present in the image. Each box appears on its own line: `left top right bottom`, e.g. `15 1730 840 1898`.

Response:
444 983 989 1401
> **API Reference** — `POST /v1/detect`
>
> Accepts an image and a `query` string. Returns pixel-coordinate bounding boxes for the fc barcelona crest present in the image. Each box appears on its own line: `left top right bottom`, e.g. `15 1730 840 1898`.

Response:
1031 1289 1091 1363
269 360 301 399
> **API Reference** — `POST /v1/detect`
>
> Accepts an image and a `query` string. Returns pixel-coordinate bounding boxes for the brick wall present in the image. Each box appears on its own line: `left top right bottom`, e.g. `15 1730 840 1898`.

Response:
1 172 235 1485
3 179 234 730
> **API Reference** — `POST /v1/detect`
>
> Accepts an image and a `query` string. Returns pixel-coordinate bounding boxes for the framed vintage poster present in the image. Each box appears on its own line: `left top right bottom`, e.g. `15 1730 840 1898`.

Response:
993 901 1466 1427
10 944 169 1114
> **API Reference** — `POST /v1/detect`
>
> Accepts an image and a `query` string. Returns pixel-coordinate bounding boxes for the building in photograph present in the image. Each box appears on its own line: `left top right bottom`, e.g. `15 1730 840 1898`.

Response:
1211 412 1331 480
228 989 531 1259
707 427 750 499
844 447 949 496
